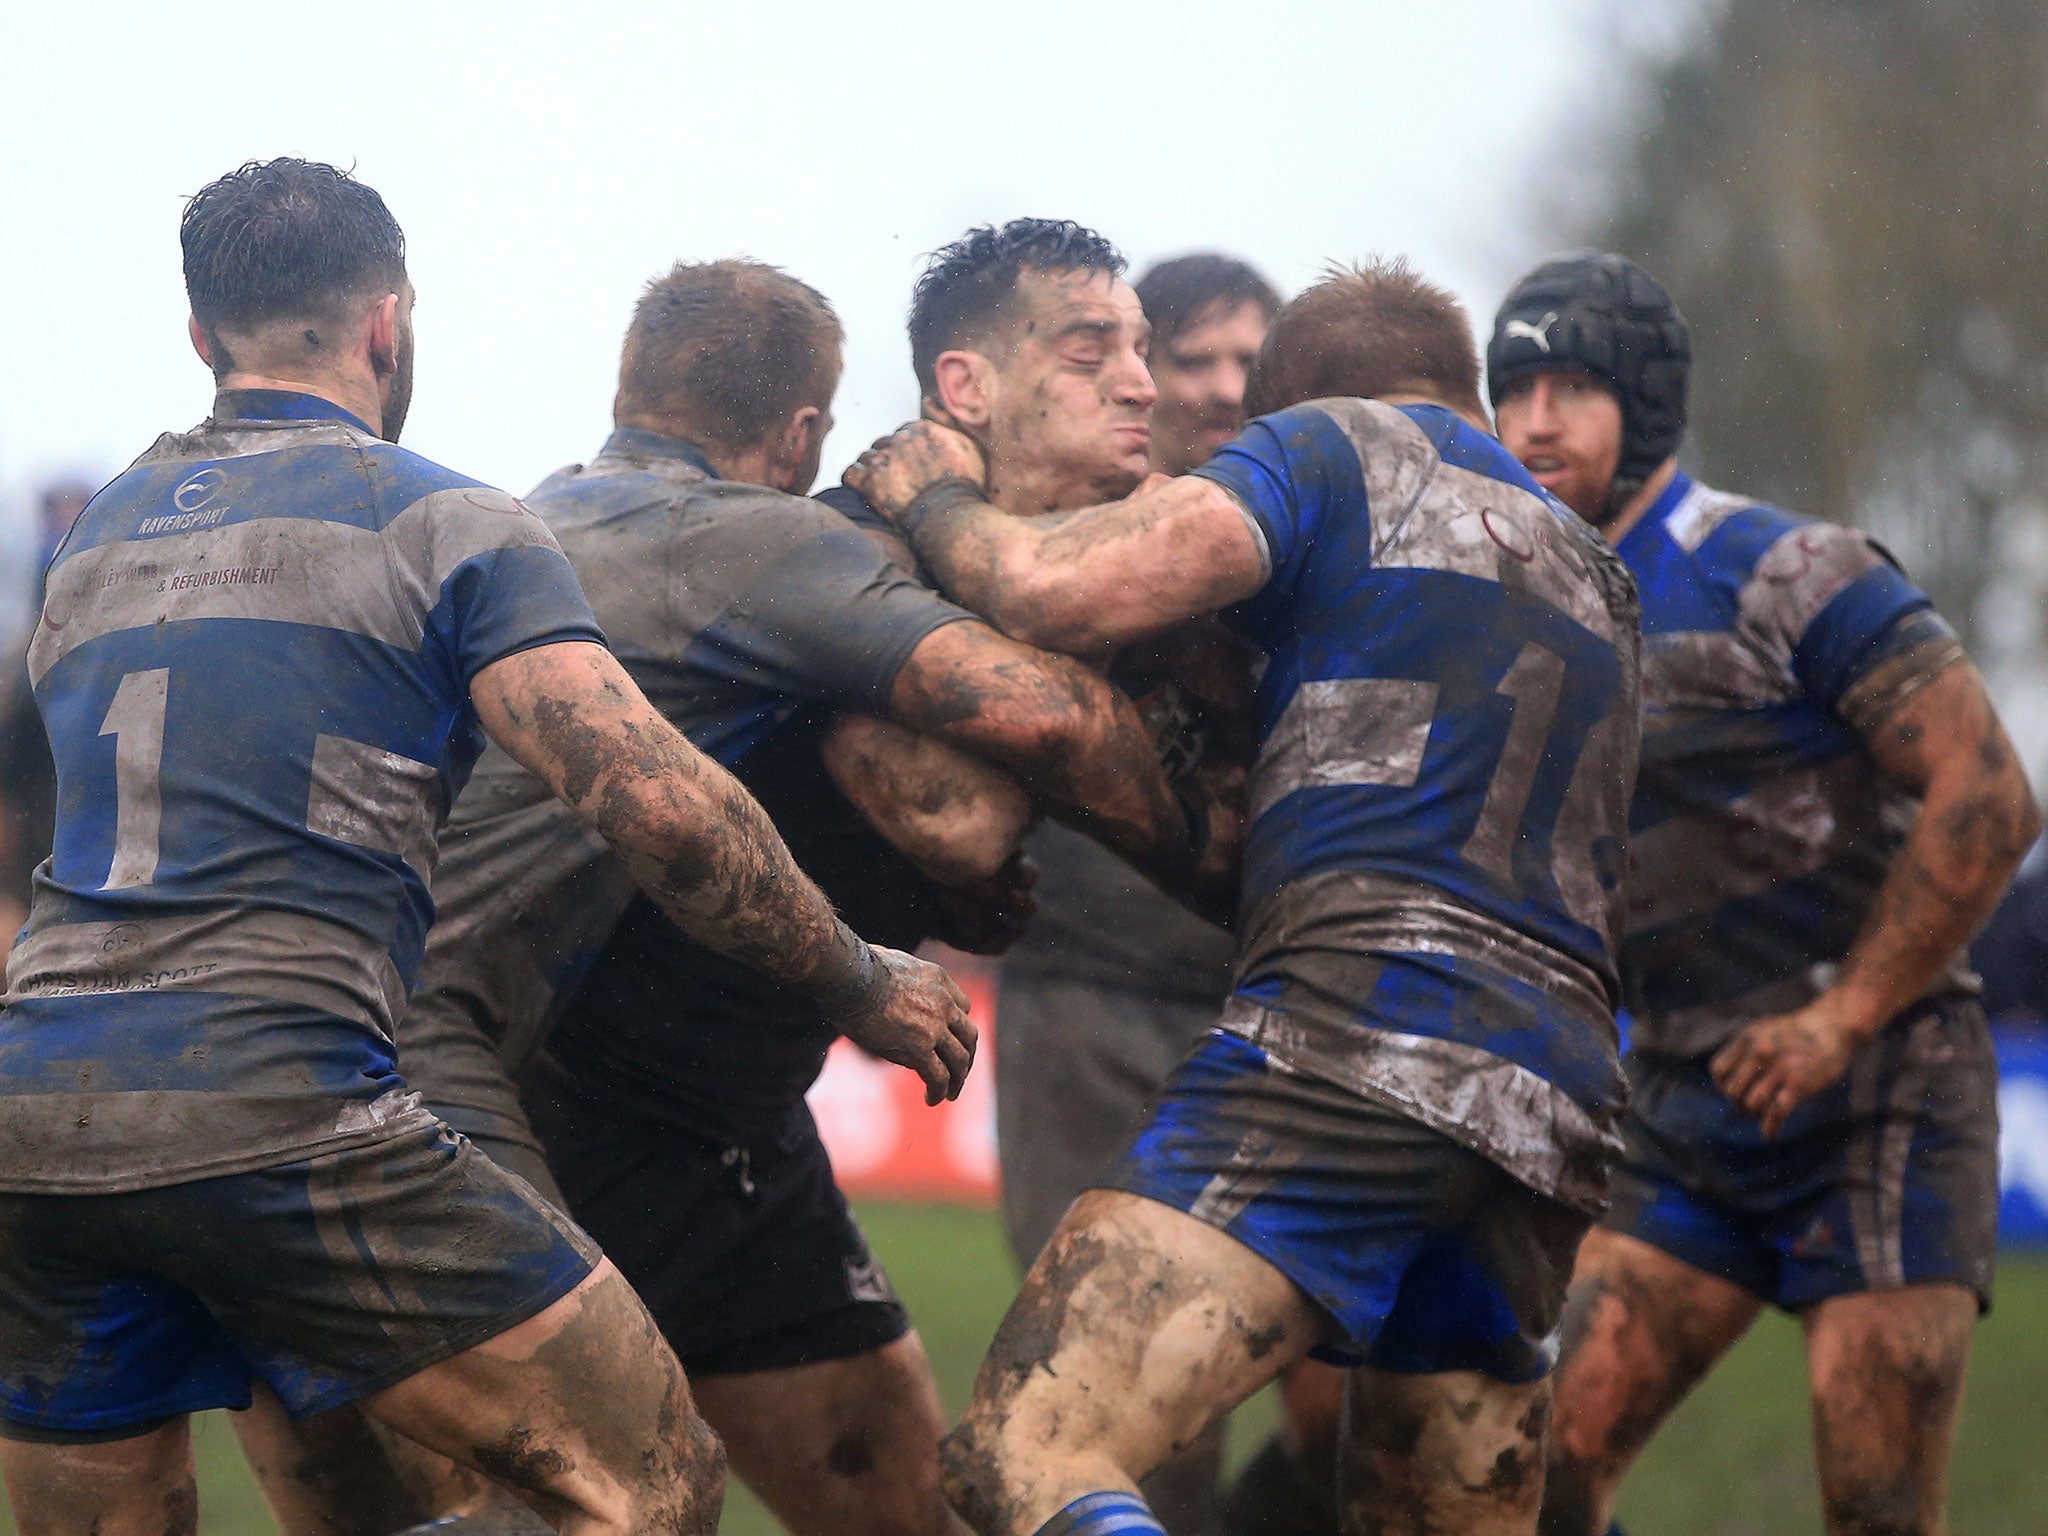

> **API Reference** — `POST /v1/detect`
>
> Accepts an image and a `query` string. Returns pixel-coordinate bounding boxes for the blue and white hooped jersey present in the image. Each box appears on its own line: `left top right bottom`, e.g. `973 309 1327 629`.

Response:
1616 472 1969 1056
0 390 604 1193
1195 399 1642 1211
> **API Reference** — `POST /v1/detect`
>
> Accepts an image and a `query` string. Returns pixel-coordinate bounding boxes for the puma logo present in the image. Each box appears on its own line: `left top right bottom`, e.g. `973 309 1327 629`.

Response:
1504 312 1559 353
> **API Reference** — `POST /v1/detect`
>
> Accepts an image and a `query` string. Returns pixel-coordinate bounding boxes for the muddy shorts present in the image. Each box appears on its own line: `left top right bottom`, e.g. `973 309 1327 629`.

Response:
0 1123 599 1441
1607 995 1999 1312
1107 1030 1590 1383
525 1070 911 1377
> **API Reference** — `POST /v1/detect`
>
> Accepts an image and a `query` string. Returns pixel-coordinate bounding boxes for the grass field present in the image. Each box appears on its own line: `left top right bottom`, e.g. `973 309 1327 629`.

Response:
7 1202 2047 1535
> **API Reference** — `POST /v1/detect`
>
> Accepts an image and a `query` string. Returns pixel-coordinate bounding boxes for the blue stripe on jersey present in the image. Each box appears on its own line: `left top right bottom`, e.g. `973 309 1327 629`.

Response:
0 993 396 1098
1792 567 1936 706
1240 569 1622 965
38 618 468 926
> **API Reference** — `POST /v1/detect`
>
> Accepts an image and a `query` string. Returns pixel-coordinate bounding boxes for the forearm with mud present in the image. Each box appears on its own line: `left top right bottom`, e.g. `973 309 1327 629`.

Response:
822 712 1035 887
905 476 1251 656
517 677 878 1015
896 637 1197 888
1827 673 2041 1040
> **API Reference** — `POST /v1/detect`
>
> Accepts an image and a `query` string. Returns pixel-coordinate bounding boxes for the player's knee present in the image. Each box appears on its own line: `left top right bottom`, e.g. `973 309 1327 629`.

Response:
616 1398 724 1536
939 1413 1018 1534
672 1407 728 1510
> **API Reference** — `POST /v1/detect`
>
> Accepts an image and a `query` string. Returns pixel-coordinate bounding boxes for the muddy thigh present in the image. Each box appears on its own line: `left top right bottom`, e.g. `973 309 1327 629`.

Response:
360 1259 725 1536
942 1190 1323 1536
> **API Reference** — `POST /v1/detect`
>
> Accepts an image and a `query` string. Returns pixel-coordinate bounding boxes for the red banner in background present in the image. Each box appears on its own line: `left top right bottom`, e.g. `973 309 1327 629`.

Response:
807 949 1000 1205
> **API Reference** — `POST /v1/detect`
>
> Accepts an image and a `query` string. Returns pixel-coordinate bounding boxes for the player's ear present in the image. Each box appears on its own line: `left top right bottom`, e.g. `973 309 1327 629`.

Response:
932 350 996 432
366 292 402 378
786 405 824 465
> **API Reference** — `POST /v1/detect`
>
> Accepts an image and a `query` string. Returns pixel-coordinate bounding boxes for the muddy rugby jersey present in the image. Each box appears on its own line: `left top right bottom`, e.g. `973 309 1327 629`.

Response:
1614 471 1970 1057
401 429 977 1145
1194 399 1642 1211
0 391 603 1192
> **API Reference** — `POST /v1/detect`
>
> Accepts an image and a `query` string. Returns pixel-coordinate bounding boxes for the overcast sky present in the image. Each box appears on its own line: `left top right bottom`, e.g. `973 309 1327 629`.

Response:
1 0 1650 610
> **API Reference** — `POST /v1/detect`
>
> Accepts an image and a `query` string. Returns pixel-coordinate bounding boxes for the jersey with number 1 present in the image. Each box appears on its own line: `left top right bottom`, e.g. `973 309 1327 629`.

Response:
0 390 604 1194
1196 399 1642 1212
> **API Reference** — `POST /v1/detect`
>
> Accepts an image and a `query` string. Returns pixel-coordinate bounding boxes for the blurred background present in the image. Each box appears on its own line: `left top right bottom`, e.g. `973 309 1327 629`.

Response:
6 0 2048 1531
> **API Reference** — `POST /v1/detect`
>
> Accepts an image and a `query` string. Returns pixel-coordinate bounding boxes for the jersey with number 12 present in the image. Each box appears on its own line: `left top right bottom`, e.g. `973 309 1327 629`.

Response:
1196 399 1643 1212
0 390 603 1194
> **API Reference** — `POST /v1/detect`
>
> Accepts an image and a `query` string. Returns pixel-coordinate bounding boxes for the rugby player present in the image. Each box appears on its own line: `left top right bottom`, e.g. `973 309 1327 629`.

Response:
850 258 1644 1536
0 161 977 1536
1488 254 2039 1536
257 255 1216 1536
1141 254 1281 479
827 231 1274 1536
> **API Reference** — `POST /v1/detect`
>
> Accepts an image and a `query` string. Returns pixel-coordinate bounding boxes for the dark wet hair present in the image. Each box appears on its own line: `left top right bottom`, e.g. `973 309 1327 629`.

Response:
180 159 407 335
617 259 842 452
909 219 1127 394
1245 258 1482 419
1135 253 1280 347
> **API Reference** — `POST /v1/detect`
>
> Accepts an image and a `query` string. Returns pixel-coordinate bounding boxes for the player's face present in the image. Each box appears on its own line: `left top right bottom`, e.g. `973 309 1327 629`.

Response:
986 269 1157 502
1148 299 1270 476
1493 370 1623 523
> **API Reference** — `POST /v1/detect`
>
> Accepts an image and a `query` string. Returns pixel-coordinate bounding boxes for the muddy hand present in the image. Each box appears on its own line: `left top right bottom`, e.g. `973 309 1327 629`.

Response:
1710 997 1866 1138
935 851 1040 956
831 945 977 1105
843 419 987 525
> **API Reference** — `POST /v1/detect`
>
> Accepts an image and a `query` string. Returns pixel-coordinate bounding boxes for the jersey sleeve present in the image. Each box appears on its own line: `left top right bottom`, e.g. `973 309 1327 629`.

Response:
1192 403 1365 596
812 484 924 577
696 497 980 711
427 487 609 682
1755 523 1964 729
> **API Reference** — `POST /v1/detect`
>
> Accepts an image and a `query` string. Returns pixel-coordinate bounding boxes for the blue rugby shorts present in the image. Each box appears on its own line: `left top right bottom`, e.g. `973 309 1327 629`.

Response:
0 1121 599 1441
1606 995 1998 1313
1106 1030 1590 1383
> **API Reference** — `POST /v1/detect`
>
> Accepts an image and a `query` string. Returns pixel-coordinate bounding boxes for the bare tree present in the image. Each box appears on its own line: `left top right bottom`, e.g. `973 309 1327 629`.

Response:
1583 0 2048 765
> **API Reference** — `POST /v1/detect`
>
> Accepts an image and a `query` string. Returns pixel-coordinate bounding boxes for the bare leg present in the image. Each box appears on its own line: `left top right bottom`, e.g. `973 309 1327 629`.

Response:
1340 1366 1551 1536
358 1258 724 1536
1803 1283 1975 1536
0 1417 198 1536
232 1389 435 1536
689 1331 957 1536
941 1190 1326 1536
232 1388 544 1536
1537 1230 1759 1535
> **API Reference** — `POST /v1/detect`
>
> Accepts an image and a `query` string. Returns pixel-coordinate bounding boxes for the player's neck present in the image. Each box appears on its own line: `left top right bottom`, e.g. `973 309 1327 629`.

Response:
1377 390 1492 437
987 461 1138 518
1595 458 1680 547
215 370 384 438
